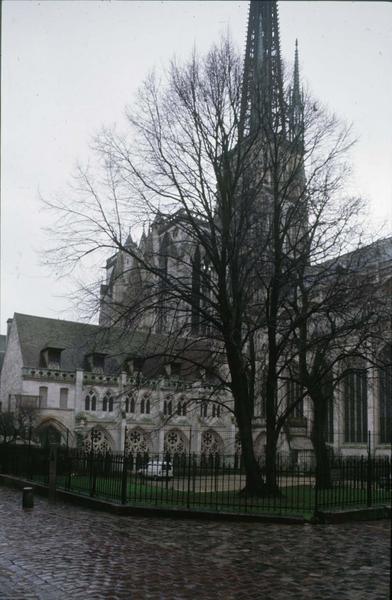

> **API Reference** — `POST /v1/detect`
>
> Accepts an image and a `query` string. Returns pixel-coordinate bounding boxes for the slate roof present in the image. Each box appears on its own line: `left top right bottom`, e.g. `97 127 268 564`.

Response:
13 313 209 379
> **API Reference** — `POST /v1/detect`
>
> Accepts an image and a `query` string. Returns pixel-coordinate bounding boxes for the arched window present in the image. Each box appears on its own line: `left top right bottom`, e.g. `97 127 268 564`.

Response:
140 398 145 414
102 394 108 412
164 398 172 416
200 402 208 418
125 395 135 413
85 391 96 412
145 398 150 414
177 401 186 416
344 367 368 443
379 345 392 444
287 376 303 418
108 395 114 412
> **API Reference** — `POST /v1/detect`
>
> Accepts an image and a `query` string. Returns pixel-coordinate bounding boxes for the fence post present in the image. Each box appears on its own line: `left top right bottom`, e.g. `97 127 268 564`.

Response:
48 443 57 503
186 451 191 509
367 430 372 507
89 451 96 497
121 454 128 505
121 427 128 505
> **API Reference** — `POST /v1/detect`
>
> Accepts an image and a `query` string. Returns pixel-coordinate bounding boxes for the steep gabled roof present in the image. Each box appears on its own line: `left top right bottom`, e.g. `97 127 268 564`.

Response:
13 313 211 379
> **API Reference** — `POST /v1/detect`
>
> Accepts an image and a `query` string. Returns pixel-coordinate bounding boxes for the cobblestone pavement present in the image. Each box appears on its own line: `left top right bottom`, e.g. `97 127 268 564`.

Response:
0 486 390 600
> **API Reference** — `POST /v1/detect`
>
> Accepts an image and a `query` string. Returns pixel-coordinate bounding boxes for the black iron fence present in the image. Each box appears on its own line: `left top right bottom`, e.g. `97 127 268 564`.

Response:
0 444 390 517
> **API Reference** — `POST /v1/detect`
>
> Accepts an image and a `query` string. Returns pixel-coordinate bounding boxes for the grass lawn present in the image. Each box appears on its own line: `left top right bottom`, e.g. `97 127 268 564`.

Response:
52 472 391 518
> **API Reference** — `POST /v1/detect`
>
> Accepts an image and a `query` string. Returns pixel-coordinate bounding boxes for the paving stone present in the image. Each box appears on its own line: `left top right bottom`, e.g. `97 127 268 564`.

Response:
0 486 389 599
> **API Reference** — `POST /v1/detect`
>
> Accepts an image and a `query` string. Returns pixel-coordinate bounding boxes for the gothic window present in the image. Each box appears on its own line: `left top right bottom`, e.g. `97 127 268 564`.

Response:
102 393 109 412
108 395 114 412
39 386 48 409
177 400 186 416
85 391 96 411
200 402 208 418
164 397 172 416
140 394 151 415
125 395 136 413
287 377 303 418
344 368 368 443
379 345 392 444
212 403 220 418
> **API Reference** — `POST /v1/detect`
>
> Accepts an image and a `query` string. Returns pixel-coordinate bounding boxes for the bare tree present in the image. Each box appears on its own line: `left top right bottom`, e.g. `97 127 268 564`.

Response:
288 237 391 487
0 405 38 445
45 36 379 495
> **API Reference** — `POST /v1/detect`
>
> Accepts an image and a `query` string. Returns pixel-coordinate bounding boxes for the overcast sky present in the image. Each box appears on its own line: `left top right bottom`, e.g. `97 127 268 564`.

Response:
1 1 391 334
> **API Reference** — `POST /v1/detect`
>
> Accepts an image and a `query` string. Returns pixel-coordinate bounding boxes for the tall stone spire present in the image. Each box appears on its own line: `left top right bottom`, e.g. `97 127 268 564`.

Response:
240 0 286 139
289 39 304 146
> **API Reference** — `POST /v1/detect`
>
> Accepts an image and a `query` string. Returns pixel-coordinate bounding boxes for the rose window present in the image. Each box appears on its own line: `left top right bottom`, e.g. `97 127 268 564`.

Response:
164 430 185 454
82 428 111 453
201 430 222 455
127 428 150 453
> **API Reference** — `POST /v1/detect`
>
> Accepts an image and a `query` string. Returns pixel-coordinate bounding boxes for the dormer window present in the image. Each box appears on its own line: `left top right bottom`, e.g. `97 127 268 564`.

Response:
40 345 64 369
125 357 144 375
85 352 106 374
165 362 181 379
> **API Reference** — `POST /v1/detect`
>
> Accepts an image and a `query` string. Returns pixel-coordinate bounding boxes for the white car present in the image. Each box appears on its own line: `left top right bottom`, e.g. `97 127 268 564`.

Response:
138 460 173 479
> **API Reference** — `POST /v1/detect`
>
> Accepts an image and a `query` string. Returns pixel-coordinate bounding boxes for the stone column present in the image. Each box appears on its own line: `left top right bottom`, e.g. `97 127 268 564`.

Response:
158 428 165 454
75 369 84 413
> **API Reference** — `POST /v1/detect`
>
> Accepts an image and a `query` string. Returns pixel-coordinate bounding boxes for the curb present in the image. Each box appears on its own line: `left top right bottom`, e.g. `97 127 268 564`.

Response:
315 506 391 523
0 474 305 524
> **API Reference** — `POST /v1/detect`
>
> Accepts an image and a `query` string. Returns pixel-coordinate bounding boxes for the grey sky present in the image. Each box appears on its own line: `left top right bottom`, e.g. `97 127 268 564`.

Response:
1 1 391 334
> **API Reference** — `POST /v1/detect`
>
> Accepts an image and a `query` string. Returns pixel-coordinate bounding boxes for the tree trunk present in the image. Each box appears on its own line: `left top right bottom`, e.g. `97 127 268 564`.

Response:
235 391 267 497
265 426 280 495
264 356 280 495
